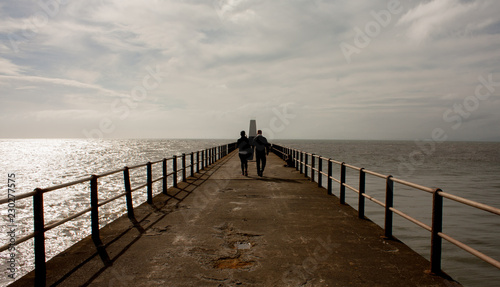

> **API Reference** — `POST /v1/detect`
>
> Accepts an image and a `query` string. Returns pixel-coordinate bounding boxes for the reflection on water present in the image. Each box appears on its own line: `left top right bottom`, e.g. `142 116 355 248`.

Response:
0 138 230 286
1 139 499 286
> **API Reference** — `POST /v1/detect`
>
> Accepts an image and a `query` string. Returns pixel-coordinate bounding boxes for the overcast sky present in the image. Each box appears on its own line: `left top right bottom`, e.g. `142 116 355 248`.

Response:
0 0 499 141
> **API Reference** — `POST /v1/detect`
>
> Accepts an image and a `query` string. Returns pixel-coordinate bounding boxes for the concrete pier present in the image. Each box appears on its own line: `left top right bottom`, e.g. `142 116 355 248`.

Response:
13 152 460 286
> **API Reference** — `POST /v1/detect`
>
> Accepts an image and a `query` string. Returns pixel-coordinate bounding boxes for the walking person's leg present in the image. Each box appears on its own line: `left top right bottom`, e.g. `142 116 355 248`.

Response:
244 159 248 176
261 154 267 175
256 153 261 176
239 154 246 175
256 150 265 176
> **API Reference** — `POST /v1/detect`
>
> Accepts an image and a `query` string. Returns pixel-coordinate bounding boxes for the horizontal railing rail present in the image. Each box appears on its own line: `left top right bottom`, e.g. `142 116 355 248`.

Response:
271 143 500 275
0 142 238 286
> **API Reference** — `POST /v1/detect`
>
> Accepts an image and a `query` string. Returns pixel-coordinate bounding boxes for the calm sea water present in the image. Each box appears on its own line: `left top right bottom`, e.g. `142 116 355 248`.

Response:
0 139 499 286
0 138 230 286
275 139 500 287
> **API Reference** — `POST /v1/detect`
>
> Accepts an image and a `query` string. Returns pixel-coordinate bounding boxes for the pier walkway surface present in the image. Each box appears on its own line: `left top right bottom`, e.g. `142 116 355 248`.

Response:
14 152 460 286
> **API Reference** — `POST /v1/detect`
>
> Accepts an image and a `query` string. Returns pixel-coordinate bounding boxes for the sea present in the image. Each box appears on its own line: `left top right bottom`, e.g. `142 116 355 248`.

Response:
1 138 499 287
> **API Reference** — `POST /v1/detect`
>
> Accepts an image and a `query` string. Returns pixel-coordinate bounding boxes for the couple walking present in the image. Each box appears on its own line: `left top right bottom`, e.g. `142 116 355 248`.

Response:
237 130 270 177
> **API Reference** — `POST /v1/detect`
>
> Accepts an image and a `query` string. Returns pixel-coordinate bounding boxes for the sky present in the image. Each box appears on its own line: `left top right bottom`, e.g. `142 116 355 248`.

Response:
0 0 499 141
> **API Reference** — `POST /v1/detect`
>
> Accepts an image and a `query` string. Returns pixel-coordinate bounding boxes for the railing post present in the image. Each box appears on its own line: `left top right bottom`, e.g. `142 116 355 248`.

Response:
295 150 299 171
124 167 135 218
91 175 101 243
162 159 168 195
208 149 211 165
173 155 178 188
318 157 323 188
311 154 315 182
430 188 443 274
182 153 186 182
200 151 205 169
327 159 333 195
300 152 303 174
147 162 153 204
340 162 346 204
33 188 46 287
384 175 394 239
358 168 366 219
91 175 110 264
205 149 209 167
305 153 309 178
201 150 205 170
190 152 194 177
196 151 200 172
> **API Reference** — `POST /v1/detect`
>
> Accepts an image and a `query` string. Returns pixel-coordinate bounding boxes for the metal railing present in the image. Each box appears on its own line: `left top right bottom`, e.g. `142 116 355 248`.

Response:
272 144 500 275
0 142 237 286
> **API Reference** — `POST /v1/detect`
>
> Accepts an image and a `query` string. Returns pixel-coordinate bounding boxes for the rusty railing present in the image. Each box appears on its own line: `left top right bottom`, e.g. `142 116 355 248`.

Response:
0 142 237 286
271 143 500 275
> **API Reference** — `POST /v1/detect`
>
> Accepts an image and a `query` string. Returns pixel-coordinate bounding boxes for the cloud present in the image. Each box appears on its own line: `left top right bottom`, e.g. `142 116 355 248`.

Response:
0 0 499 141
213 0 258 24
0 75 126 97
0 58 24 75
397 0 498 42
34 109 100 120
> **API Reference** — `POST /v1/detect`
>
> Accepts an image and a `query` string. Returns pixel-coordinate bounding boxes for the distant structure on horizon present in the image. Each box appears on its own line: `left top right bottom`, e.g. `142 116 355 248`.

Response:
249 120 257 139
248 120 257 160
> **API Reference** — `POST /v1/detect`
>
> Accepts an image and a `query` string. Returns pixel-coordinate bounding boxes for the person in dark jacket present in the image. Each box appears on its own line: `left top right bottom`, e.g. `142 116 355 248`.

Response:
253 130 270 177
237 131 251 176
284 153 295 168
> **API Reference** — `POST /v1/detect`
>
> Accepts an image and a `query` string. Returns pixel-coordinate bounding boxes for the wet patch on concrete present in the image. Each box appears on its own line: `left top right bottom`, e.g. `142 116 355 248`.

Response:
210 223 263 272
214 256 254 269
144 225 170 236
238 194 272 199
235 232 263 238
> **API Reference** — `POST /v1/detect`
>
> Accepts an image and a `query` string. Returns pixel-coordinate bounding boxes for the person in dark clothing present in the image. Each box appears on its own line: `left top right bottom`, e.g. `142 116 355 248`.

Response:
284 153 295 168
253 130 270 177
237 131 251 176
